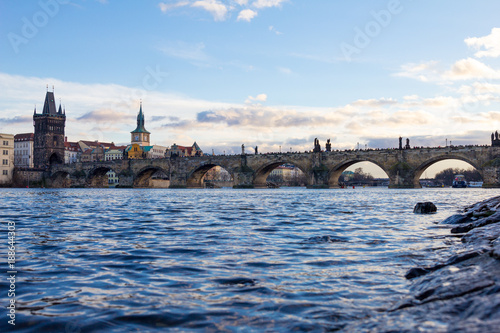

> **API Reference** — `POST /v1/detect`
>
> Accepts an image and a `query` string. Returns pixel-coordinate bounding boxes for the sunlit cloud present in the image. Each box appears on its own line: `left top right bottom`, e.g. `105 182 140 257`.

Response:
394 60 442 82
444 58 500 80
350 98 398 107
0 71 495 154
465 27 500 58
77 109 130 123
245 93 267 104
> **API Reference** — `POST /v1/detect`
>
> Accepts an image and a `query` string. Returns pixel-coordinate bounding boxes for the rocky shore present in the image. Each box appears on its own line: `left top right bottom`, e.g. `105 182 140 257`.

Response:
345 196 500 332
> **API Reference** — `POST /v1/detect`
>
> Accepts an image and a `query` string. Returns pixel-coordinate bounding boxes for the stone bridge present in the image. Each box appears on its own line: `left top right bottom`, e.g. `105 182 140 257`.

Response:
47 145 500 188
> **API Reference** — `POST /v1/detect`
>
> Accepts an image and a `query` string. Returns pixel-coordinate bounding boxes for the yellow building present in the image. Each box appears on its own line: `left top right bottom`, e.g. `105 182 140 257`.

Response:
126 143 145 159
0 133 15 185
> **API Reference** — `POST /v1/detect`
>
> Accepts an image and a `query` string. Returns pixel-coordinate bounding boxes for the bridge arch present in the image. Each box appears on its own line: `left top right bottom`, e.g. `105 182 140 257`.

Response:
49 153 63 165
328 158 389 188
86 166 117 188
413 154 484 187
253 161 310 188
51 170 71 188
186 163 234 188
133 166 170 188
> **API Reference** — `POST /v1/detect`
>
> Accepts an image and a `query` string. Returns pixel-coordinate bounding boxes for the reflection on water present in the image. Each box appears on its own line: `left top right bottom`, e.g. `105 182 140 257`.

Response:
1 187 498 332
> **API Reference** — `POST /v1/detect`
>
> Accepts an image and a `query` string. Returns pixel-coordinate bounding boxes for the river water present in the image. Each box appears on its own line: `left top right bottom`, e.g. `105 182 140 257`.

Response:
1 187 499 332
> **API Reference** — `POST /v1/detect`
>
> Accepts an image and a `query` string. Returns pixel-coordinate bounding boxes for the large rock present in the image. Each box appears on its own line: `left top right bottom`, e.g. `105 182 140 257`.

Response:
413 202 437 214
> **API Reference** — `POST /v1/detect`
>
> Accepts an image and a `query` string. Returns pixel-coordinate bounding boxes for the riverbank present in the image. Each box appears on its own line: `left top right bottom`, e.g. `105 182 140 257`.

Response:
345 195 500 332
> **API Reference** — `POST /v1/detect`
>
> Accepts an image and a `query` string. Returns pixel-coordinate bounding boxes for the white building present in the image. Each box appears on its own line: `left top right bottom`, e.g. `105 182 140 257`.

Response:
14 133 34 168
104 148 125 186
105 148 124 161
147 145 168 159
107 170 120 186
0 133 15 185
64 140 80 164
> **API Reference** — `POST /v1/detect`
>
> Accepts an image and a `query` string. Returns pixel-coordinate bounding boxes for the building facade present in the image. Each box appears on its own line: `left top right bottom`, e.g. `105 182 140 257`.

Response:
33 91 66 168
64 139 80 164
0 133 15 185
14 133 34 168
166 142 203 157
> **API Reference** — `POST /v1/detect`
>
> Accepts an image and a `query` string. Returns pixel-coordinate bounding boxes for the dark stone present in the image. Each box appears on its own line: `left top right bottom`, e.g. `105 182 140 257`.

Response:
451 211 500 234
441 213 472 225
405 267 430 279
301 235 349 244
414 202 437 214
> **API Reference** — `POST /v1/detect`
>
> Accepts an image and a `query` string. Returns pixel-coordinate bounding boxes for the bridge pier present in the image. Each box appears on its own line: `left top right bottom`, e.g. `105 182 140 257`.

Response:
233 170 255 188
387 162 420 188
481 165 500 187
306 167 330 189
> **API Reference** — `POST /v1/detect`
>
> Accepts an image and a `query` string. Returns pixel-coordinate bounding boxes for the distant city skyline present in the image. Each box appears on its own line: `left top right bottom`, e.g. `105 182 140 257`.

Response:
2 1 500 177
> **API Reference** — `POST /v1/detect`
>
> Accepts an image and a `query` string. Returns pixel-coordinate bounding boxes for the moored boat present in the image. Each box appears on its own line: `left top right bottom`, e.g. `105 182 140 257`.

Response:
452 174 467 188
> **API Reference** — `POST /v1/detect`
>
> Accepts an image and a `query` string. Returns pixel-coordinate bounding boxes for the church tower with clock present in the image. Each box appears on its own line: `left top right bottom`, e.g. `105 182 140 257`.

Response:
131 102 150 146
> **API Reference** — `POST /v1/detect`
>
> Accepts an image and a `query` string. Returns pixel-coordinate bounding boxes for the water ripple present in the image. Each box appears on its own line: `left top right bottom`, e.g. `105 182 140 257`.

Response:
1 187 499 332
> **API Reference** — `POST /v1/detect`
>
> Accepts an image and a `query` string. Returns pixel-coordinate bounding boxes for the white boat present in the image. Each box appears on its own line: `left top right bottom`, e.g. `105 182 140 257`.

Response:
468 181 483 188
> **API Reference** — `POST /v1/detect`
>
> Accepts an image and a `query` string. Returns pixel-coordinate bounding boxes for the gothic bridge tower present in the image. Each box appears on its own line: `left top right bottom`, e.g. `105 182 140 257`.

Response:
33 89 66 168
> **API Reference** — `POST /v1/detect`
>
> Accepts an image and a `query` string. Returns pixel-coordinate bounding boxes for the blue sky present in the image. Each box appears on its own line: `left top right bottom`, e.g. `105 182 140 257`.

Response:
2 0 500 175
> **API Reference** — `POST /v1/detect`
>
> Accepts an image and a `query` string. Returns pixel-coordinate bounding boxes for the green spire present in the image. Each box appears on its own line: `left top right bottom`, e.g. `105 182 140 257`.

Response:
131 101 150 134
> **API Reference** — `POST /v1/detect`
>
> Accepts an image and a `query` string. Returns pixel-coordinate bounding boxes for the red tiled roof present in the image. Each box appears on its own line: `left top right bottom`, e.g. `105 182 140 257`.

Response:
80 140 117 149
14 133 34 141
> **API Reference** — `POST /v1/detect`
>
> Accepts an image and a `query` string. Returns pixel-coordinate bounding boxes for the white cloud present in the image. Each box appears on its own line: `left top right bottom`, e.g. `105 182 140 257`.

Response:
252 0 286 9
269 25 283 35
395 58 500 82
394 60 442 82
191 0 228 21
237 9 257 22
0 72 494 154
245 93 267 103
157 0 287 22
278 67 292 75
158 41 208 62
158 1 190 13
350 98 398 107
465 28 500 58
444 57 500 80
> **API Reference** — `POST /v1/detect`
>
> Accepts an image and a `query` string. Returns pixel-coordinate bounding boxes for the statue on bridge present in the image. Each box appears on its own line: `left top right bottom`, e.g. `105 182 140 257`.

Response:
492 131 500 147
254 146 258 154
313 138 321 153
325 139 332 152
405 138 411 149
241 144 245 155
399 137 403 150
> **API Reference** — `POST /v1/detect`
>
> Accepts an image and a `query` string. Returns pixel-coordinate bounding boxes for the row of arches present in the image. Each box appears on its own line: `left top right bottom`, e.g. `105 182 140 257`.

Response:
50 158 484 188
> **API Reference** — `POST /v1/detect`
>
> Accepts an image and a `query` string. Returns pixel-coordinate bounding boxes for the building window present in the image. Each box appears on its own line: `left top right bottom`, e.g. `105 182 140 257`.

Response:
3 150 8 155
3 141 8 145
2 159 8 165
2 170 7 175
